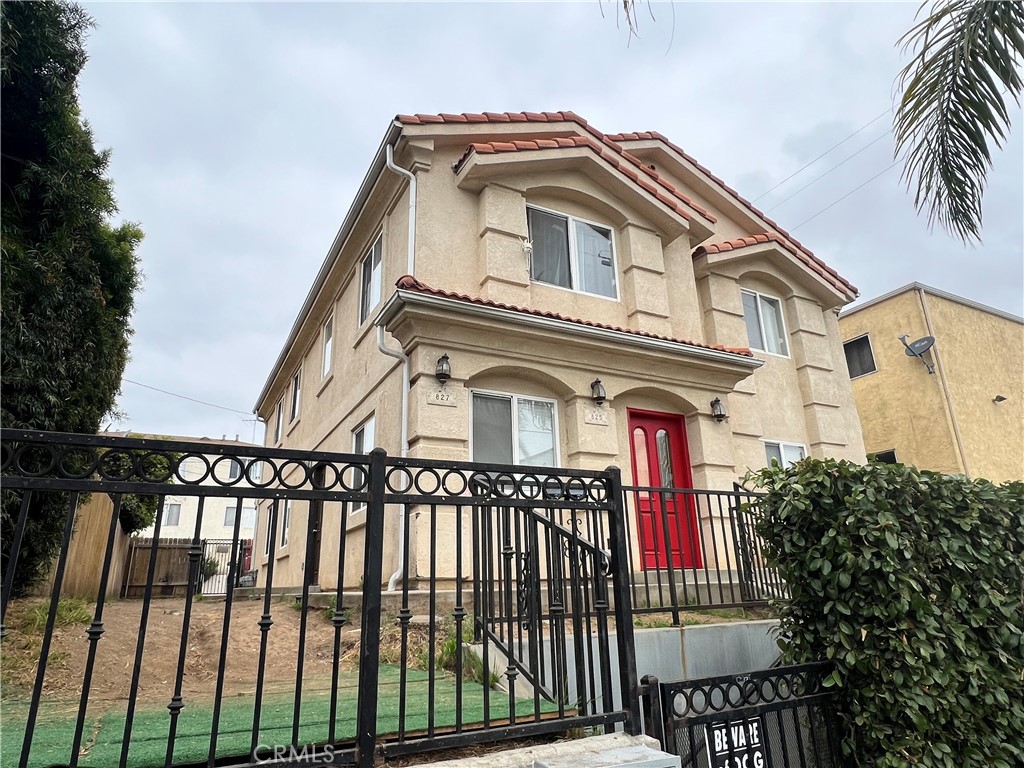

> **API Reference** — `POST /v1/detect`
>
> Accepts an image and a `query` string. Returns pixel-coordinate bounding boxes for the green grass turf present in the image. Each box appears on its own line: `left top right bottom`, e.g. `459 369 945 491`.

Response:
2 666 560 768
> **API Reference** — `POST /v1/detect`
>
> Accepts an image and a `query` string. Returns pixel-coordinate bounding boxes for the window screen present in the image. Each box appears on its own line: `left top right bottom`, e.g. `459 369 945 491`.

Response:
844 336 876 378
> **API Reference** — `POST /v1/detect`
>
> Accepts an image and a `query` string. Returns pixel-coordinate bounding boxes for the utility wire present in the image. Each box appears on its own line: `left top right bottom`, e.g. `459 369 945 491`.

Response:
764 130 892 214
788 158 903 233
752 107 893 203
122 378 252 416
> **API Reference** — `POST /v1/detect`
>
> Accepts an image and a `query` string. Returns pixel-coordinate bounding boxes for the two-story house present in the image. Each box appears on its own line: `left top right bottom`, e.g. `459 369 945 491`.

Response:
253 111 866 591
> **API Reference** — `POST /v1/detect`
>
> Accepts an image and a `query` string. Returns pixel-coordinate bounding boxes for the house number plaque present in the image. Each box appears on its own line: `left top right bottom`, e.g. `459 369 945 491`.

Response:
426 389 456 407
584 407 609 425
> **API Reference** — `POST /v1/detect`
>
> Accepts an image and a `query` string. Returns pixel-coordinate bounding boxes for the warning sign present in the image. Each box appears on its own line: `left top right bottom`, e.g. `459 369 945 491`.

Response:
705 716 770 768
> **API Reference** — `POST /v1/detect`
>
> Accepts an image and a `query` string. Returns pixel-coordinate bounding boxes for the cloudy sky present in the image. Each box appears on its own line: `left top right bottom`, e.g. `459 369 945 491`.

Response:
76 1 1023 443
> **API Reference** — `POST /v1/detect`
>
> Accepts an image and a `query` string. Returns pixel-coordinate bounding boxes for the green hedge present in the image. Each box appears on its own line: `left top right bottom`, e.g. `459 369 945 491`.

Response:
751 459 1023 768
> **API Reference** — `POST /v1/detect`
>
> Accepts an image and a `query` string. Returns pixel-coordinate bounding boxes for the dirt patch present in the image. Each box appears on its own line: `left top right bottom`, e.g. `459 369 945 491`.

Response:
1 597 370 706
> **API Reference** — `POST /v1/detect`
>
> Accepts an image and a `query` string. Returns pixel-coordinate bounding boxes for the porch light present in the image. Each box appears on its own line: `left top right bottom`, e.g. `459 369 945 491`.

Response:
435 353 452 385
710 397 727 423
590 378 607 406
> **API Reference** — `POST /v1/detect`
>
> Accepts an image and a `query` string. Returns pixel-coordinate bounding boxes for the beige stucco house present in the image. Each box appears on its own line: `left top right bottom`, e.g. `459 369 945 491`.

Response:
253 111 866 590
838 283 1023 483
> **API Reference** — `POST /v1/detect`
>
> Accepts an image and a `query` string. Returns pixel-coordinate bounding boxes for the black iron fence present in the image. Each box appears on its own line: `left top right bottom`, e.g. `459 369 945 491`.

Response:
641 663 843 767
0 430 643 768
621 484 787 619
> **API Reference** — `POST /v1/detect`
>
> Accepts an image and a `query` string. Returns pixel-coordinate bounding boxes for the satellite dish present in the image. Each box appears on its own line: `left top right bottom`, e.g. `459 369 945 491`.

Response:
903 336 935 356
898 334 936 374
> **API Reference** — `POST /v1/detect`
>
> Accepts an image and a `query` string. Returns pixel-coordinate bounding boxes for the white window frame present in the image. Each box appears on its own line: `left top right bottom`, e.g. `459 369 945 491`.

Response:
263 503 273 557
224 503 237 528
359 234 383 325
762 439 807 468
280 500 292 548
321 314 334 379
741 289 790 357
352 415 376 514
274 400 284 444
289 369 301 423
526 204 620 301
469 389 561 467
163 502 181 527
843 333 877 379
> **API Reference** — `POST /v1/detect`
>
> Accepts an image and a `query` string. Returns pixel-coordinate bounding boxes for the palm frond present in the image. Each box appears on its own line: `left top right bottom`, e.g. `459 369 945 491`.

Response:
895 0 1024 243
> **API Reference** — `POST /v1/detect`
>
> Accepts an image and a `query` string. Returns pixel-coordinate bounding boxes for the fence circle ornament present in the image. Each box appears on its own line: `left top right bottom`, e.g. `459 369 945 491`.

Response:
14 444 58 477
59 447 99 479
138 451 175 484
385 466 414 494
412 467 442 496
277 460 309 490
177 452 209 483
440 469 468 496
339 463 367 493
99 449 137 481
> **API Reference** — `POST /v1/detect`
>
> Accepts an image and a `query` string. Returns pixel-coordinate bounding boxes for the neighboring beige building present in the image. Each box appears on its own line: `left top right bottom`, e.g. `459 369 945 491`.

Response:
106 432 262 541
838 283 1023 483
254 111 867 590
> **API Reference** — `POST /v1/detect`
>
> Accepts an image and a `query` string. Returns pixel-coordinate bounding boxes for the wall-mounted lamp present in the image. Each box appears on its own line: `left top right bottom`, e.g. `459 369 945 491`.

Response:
435 353 452 386
590 378 607 406
710 397 728 423
993 394 1008 403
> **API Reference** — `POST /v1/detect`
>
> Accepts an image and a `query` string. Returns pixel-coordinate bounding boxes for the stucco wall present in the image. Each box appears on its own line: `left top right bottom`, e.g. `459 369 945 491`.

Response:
839 287 1023 482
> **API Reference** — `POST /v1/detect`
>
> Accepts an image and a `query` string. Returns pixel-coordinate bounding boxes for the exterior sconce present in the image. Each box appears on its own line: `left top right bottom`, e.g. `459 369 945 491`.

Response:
435 353 451 386
710 398 727 423
590 378 607 406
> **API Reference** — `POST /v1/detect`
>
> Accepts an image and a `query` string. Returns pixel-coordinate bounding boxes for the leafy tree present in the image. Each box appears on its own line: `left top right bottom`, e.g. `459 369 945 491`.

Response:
618 0 1024 243
1 1 143 592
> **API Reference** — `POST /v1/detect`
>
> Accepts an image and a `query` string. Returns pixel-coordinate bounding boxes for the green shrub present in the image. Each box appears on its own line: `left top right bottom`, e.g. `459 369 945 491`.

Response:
750 458 1024 767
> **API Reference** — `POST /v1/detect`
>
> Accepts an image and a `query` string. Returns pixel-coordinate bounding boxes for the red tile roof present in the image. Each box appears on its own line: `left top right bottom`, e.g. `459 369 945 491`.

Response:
400 112 716 225
393 275 754 359
454 137 716 225
606 131 858 297
692 233 858 296
395 112 855 299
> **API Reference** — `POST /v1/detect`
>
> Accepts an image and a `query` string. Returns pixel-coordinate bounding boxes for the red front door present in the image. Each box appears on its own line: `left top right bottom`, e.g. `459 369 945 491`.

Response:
628 409 702 570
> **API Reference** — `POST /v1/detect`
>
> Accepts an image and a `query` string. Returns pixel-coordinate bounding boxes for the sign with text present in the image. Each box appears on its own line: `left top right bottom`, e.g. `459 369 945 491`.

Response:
426 389 456 407
583 407 609 426
705 716 770 768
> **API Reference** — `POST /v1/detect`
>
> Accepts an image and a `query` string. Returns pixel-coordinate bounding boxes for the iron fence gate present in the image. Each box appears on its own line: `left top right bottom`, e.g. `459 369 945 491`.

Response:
0 429 641 768
641 663 843 768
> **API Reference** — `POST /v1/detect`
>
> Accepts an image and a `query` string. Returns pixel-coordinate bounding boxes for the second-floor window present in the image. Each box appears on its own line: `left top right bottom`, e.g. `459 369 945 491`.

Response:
527 206 617 299
289 369 301 422
742 289 789 356
162 502 181 527
472 391 557 466
274 400 284 443
321 315 334 379
359 235 383 324
843 335 876 379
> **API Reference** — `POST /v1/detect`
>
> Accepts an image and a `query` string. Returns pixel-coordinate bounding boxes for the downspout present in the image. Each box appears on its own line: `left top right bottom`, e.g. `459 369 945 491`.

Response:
917 286 971 476
381 142 416 591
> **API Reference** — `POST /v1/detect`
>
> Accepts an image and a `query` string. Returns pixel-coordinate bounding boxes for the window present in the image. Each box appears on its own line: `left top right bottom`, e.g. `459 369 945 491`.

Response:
224 503 237 528
162 503 181 527
280 500 292 547
353 415 376 455
289 369 301 422
263 503 273 556
872 449 898 464
527 206 617 299
359 236 383 324
226 458 242 481
241 507 256 529
472 392 557 466
177 458 191 478
742 290 789 356
321 315 334 379
843 335 876 379
764 440 806 468
274 400 283 443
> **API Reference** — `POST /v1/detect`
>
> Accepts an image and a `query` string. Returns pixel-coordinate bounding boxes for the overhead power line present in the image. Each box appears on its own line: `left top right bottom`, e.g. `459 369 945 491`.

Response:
764 130 893 214
788 158 903 233
752 107 893 203
122 378 252 416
